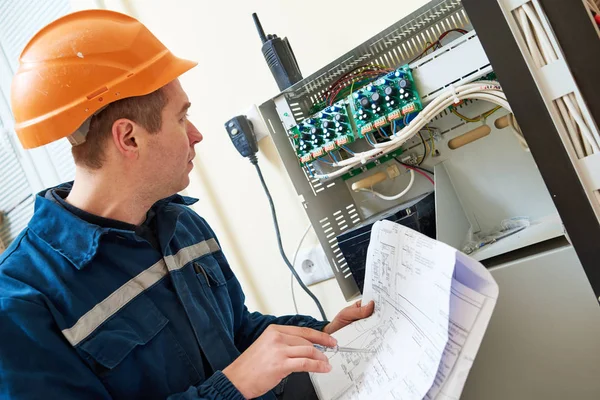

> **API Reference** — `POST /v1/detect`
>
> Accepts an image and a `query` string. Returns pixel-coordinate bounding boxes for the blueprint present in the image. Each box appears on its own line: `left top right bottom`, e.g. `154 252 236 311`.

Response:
311 221 499 400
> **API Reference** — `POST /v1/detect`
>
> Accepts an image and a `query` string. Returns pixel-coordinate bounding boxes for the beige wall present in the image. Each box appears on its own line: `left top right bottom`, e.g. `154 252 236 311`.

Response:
70 0 430 318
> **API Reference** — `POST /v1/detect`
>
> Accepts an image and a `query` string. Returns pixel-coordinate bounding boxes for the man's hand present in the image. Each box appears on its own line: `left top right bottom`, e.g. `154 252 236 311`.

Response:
323 300 375 335
222 325 336 399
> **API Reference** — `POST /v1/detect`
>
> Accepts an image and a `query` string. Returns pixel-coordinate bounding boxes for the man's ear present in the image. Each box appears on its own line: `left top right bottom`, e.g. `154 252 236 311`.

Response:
111 118 139 160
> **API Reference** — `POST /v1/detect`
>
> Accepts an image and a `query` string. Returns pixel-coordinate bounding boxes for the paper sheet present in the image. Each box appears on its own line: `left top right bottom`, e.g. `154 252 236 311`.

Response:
311 221 498 400
428 253 498 399
425 278 484 399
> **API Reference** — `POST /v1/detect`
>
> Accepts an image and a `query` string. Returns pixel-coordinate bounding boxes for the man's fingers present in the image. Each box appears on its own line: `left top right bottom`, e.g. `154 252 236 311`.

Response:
343 300 375 320
285 358 332 374
279 333 313 347
362 300 375 317
274 325 337 347
285 345 329 363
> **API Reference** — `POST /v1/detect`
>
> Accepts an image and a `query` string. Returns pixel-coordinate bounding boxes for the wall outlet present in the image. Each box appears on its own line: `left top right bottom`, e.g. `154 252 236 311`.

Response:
245 104 270 142
293 245 335 286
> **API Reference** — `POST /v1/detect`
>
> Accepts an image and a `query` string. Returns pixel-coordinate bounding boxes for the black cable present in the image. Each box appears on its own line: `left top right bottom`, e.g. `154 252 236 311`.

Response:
394 158 434 175
417 132 427 166
249 155 328 321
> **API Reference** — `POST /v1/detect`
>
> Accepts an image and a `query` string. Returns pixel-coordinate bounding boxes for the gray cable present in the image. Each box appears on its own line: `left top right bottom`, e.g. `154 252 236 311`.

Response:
249 156 328 321
290 272 297 314
290 224 312 314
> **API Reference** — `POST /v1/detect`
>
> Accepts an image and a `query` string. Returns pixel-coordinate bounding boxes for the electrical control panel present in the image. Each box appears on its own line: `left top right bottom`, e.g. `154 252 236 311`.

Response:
287 65 422 165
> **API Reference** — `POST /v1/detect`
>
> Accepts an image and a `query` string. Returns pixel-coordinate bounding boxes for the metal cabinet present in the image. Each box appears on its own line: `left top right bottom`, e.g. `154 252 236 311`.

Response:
462 244 600 399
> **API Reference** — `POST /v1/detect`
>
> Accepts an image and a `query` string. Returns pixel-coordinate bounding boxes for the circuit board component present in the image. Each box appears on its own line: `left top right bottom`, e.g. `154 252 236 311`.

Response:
349 65 422 136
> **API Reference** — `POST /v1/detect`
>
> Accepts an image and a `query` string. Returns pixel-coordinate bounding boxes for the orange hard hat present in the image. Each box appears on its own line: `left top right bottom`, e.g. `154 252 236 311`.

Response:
10 9 197 149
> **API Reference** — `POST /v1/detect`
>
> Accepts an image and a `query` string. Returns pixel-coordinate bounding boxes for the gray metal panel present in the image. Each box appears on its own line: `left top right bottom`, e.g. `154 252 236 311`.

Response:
434 163 470 250
461 244 600 400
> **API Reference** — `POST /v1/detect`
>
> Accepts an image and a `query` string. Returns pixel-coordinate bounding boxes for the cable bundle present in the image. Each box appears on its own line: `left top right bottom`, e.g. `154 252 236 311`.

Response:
313 81 517 180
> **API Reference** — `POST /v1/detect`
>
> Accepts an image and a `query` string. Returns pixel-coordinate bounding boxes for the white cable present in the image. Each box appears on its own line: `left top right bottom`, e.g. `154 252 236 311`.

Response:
518 8 544 68
563 96 600 153
374 83 505 149
522 3 557 63
313 89 510 180
569 92 600 153
587 0 600 15
358 169 415 201
569 105 594 156
556 98 585 158
518 5 600 212
350 86 506 155
385 92 509 149
579 107 594 157
507 114 530 150
518 3 600 156
568 92 594 156
290 224 312 314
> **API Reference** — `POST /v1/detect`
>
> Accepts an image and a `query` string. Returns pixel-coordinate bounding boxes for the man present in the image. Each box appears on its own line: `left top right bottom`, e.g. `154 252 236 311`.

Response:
0 9 374 400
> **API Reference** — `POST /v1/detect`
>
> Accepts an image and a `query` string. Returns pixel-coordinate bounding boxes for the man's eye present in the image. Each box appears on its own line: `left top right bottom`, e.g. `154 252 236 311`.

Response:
180 113 189 123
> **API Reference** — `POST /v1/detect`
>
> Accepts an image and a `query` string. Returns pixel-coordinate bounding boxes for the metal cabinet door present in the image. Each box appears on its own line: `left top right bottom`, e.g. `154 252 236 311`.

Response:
462 244 600 400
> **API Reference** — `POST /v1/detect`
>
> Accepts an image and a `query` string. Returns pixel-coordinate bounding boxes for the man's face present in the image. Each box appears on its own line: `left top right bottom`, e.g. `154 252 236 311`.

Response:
140 80 202 198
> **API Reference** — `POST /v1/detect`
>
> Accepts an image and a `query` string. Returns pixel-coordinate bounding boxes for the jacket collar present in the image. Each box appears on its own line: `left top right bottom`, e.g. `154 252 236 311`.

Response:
28 182 198 270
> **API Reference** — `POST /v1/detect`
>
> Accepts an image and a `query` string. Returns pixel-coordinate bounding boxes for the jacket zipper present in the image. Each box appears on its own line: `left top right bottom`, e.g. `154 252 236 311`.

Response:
193 262 211 287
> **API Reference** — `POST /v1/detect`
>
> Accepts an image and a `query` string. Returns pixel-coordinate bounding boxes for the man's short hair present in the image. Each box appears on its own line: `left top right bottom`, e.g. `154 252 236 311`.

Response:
71 87 167 169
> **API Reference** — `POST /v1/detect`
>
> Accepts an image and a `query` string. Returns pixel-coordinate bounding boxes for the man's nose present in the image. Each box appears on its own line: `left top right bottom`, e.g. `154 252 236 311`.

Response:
187 120 203 145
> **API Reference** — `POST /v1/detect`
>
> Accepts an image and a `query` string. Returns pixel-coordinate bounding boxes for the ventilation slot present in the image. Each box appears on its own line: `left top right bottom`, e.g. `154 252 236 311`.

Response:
331 258 340 272
347 204 361 225
339 262 349 273
289 102 305 120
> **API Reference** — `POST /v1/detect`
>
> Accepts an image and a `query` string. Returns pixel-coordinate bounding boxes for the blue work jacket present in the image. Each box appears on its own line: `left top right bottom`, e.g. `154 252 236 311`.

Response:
0 185 327 399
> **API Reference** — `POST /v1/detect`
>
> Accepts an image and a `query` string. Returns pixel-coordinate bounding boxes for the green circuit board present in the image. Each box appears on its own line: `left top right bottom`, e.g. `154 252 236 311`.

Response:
287 64 422 164
349 65 422 137
287 100 356 164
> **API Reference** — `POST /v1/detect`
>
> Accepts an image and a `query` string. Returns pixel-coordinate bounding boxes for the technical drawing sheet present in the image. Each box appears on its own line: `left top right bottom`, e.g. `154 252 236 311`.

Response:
311 220 499 400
